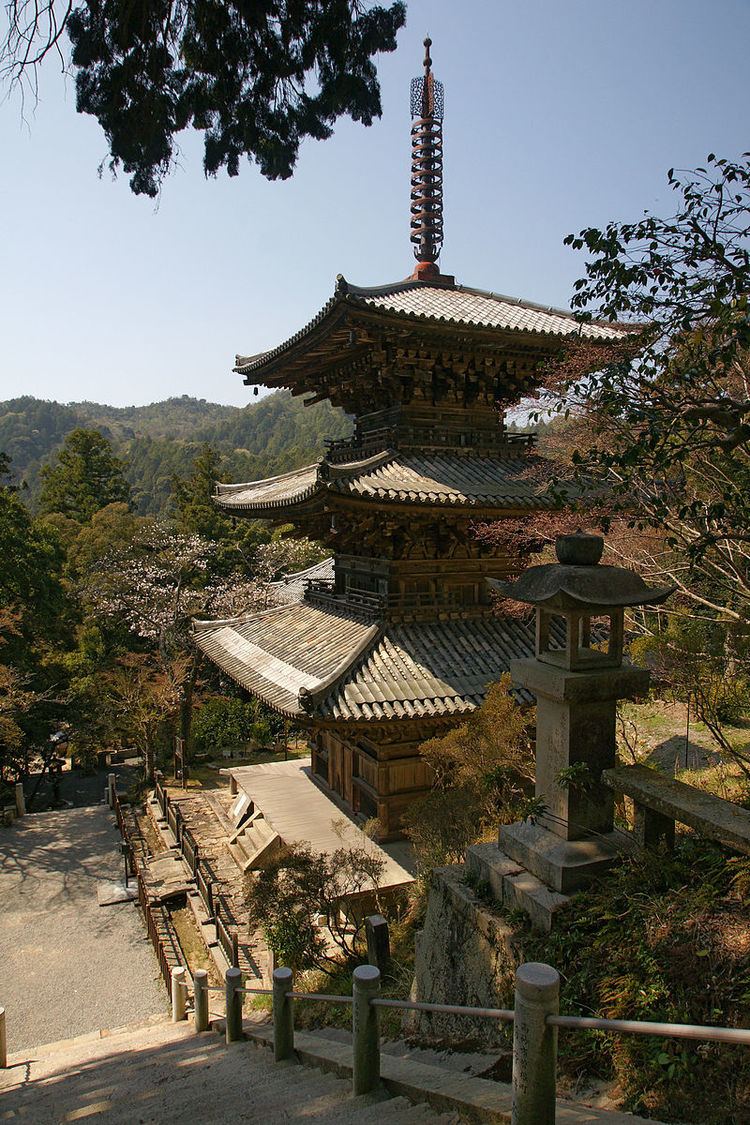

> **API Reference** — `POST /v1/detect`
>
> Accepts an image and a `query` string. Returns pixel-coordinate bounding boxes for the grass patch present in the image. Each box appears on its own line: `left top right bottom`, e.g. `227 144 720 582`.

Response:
513 837 750 1123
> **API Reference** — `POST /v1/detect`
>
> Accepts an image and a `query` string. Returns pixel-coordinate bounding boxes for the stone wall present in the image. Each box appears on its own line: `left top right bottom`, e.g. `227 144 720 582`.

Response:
408 864 525 1046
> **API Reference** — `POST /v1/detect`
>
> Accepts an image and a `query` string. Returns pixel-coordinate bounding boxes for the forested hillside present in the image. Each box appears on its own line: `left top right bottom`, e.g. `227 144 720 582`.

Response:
0 392 351 514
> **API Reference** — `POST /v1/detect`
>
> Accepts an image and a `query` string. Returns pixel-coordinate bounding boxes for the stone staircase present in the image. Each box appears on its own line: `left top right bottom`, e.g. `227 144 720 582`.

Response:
0 1018 459 1124
2 1010 657 1124
227 809 280 872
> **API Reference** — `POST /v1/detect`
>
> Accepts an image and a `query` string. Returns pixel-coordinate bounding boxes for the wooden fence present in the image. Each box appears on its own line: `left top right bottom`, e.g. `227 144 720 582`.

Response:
112 785 189 999
195 859 214 919
181 826 200 874
153 773 243 975
215 896 239 968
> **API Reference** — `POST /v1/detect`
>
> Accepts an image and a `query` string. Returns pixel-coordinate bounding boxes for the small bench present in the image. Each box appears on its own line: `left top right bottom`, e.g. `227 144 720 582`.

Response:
602 764 750 855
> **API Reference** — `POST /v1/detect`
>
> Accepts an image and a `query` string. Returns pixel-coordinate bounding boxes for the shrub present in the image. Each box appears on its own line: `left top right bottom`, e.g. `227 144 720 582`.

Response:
192 696 258 753
246 836 387 973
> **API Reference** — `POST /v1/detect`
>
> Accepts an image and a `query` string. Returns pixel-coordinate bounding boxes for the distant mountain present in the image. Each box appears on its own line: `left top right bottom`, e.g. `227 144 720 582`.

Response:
0 393 352 515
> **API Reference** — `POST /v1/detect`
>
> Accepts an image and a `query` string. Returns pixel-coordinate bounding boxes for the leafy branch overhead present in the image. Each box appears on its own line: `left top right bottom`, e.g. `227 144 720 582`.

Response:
533 154 750 621
1 0 406 196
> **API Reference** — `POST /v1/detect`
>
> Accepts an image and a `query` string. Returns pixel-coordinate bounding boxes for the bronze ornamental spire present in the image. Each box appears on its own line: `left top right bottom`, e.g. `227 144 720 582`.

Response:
409 37 444 277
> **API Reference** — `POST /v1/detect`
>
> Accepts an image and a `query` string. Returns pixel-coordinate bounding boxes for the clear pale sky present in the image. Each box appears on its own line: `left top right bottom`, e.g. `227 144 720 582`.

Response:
1 0 748 408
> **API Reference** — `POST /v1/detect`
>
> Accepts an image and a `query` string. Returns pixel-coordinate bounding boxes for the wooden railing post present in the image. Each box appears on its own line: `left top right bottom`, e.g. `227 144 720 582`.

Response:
225 966 243 1043
272 967 294 1061
365 915 390 973
171 966 187 1022
352 965 380 1095
512 962 559 1125
194 969 209 1033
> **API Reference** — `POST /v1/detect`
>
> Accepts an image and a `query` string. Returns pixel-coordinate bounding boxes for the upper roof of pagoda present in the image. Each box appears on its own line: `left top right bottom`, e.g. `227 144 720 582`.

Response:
235 275 626 413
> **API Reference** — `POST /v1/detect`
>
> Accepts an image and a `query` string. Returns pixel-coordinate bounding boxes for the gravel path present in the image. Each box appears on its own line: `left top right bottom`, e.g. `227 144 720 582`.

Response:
0 804 167 1052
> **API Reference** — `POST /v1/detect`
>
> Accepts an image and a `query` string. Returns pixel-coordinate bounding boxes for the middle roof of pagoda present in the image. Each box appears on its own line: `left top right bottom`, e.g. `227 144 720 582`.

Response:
214 447 558 519
234 276 625 412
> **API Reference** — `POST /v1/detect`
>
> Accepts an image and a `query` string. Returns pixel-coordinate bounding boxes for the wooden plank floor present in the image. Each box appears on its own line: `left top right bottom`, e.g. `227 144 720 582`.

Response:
230 759 414 891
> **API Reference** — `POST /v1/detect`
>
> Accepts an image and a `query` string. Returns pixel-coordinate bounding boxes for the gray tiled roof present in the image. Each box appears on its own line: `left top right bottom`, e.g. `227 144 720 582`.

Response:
357 283 625 340
331 451 550 507
193 601 545 721
235 276 625 378
215 464 319 510
214 450 556 514
321 615 541 721
270 557 335 606
193 603 378 717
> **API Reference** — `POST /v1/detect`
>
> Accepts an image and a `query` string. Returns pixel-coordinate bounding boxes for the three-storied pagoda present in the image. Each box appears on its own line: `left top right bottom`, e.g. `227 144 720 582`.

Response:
194 42 622 839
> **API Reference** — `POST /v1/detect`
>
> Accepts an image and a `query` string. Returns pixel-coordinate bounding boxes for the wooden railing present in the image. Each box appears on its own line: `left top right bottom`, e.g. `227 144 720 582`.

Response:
195 859 215 920
303 580 385 617
181 825 200 875
111 782 189 1001
215 896 240 969
153 773 244 975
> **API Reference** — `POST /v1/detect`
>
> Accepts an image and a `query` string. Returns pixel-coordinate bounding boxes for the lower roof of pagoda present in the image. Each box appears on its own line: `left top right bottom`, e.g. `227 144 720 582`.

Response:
214 448 556 518
192 599 553 722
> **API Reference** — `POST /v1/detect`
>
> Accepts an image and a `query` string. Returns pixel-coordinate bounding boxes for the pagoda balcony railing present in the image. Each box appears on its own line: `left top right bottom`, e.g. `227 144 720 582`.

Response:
323 427 396 463
303 580 491 620
303 580 385 618
324 427 536 463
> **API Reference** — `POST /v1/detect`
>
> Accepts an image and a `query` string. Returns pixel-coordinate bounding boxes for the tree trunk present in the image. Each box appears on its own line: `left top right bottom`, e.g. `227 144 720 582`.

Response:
179 655 201 762
144 740 155 783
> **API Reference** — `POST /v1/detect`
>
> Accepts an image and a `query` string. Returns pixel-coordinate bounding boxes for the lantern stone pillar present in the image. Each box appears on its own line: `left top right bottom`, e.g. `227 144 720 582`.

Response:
492 533 672 898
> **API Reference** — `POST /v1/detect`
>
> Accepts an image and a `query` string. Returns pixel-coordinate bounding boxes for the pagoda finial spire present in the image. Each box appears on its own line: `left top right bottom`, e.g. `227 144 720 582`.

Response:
409 36 444 278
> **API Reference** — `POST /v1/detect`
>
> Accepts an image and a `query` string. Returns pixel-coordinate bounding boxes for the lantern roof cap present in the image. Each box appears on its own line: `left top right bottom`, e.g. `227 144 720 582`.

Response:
492 534 673 613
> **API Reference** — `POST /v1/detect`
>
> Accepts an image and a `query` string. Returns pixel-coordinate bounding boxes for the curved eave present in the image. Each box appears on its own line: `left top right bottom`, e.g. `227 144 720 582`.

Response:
214 485 325 516
325 488 560 515
234 278 629 389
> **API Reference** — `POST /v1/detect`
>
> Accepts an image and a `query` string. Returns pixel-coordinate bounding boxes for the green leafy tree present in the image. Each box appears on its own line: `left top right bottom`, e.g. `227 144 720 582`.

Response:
193 696 265 753
1 0 405 197
537 154 750 622
1 482 64 627
39 429 131 524
246 837 386 973
172 444 232 542
403 677 534 874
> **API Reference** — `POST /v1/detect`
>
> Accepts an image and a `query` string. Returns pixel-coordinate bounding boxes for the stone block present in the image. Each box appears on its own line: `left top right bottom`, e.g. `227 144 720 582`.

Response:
468 842 570 933
510 658 650 704
499 821 623 893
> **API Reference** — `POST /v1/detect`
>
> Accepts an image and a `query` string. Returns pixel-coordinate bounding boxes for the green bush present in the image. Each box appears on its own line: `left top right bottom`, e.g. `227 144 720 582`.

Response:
192 697 259 752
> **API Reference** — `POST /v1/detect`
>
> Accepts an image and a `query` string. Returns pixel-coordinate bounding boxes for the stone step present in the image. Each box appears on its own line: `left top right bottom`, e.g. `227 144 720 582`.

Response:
499 821 624 893
2 1017 457 1124
232 814 281 871
247 1023 658 1124
467 841 570 932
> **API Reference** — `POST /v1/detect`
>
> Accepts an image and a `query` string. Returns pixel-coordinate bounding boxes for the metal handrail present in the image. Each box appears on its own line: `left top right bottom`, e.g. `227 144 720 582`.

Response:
289 992 353 1004
547 1013 750 1045
211 959 750 1121
280 988 749 1044
372 998 514 1021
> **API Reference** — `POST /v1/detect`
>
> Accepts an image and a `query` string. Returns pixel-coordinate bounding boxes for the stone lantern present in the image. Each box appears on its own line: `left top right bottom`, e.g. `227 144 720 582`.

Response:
492 532 672 897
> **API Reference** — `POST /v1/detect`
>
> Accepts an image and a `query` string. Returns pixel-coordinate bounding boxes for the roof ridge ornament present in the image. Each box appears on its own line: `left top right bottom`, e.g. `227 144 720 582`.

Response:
409 37 445 282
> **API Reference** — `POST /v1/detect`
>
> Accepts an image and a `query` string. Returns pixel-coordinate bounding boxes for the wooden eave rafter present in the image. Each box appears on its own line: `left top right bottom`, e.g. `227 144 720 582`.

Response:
238 298 570 398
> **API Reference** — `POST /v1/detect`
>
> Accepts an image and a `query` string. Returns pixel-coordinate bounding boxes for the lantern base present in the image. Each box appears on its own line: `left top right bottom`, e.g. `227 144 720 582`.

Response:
499 820 628 894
